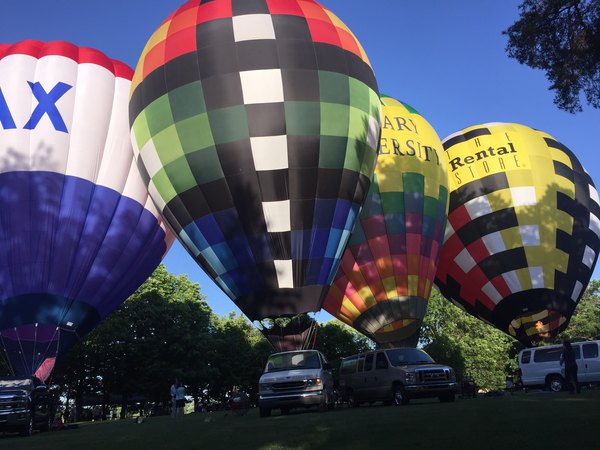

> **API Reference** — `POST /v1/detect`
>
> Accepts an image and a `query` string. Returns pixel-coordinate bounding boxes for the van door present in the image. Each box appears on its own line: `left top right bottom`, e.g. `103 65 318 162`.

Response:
356 353 374 401
353 356 366 400
580 342 600 383
366 352 390 401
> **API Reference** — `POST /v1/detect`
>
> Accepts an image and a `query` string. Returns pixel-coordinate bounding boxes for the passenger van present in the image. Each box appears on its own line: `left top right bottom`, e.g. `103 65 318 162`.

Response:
339 347 458 406
518 340 600 392
258 350 335 417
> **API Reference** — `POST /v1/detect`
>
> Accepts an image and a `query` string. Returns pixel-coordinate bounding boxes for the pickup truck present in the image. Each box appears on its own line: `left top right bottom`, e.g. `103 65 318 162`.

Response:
0 377 54 436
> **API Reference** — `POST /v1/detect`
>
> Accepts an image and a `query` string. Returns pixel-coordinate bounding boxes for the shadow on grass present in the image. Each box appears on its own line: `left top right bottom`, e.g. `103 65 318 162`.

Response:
3 390 600 449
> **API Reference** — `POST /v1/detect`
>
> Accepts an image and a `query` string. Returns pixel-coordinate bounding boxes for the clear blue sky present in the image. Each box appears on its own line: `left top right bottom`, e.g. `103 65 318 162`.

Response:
3 0 600 320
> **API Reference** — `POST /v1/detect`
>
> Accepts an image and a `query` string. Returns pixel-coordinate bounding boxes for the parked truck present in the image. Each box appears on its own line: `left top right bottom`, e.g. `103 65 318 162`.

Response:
0 377 54 436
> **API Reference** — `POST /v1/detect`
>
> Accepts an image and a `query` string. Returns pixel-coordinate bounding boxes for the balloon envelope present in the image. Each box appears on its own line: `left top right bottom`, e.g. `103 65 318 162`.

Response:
0 40 173 379
324 97 448 347
435 122 600 346
129 0 381 321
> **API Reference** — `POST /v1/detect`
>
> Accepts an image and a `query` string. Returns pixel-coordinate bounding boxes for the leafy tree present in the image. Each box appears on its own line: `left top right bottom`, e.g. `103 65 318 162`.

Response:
421 290 518 390
315 321 374 371
208 313 272 403
504 0 600 112
53 264 213 415
555 279 600 342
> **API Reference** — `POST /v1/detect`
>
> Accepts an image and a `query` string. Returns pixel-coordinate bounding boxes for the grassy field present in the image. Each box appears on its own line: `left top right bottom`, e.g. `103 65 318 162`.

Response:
3 390 599 449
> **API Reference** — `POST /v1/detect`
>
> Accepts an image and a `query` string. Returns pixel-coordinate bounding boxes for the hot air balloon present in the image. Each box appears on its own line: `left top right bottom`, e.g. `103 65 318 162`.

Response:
0 40 173 380
324 96 448 347
129 0 381 350
435 122 600 346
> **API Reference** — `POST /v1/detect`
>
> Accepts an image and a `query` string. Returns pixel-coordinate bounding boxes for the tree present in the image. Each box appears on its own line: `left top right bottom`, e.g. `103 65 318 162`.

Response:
555 279 600 341
315 321 374 372
52 264 214 415
208 313 272 404
421 290 519 390
504 0 600 112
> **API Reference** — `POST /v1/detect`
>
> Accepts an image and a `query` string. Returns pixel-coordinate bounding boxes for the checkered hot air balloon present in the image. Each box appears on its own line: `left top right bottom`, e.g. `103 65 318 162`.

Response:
435 123 600 346
324 97 448 347
128 0 381 346
0 40 173 380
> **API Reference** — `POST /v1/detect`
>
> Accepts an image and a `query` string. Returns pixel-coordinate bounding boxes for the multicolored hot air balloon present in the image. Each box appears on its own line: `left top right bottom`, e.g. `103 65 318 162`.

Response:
435 122 600 346
0 40 173 380
129 0 381 349
324 97 448 347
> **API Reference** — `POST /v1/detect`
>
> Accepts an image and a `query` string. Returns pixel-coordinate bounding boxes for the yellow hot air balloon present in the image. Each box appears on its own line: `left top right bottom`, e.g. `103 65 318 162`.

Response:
324 96 448 347
435 122 600 346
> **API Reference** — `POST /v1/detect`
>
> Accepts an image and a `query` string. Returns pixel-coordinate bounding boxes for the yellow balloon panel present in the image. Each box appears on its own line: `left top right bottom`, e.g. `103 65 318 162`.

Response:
436 123 600 346
324 97 449 346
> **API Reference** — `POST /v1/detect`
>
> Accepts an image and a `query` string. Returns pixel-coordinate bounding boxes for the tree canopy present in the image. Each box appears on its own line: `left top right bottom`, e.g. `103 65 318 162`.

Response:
551 279 600 342
3 261 599 410
504 0 600 112
421 289 520 390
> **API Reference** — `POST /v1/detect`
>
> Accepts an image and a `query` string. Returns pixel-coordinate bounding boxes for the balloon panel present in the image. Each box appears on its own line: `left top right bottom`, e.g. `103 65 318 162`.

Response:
435 123 600 345
130 0 381 320
0 41 172 378
324 97 448 346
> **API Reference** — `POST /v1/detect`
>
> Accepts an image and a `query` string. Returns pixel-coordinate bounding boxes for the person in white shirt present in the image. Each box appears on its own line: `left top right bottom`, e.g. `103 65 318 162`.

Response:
175 382 186 418
170 379 178 418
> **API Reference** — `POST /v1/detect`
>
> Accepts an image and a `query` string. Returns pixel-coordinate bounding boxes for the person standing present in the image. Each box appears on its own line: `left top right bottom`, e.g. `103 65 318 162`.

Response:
175 382 186 418
560 340 581 394
170 378 178 418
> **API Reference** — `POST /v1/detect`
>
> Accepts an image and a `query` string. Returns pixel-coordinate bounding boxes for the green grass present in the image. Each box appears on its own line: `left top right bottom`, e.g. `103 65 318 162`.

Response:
3 390 600 449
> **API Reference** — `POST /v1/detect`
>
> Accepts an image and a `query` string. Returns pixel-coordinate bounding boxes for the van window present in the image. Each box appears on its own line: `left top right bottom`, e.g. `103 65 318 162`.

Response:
533 346 581 362
364 353 373 371
265 351 322 372
340 356 358 375
357 357 365 372
386 348 434 366
521 351 531 364
375 352 388 370
583 343 599 359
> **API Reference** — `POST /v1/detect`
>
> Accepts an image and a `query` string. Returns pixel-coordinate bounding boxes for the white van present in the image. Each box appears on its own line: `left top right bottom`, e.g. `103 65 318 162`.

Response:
518 340 600 391
258 350 335 417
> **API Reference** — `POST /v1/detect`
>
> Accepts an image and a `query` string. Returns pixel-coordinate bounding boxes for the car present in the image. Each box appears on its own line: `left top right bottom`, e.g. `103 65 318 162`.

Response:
339 347 458 406
0 377 54 436
518 340 600 392
258 350 335 417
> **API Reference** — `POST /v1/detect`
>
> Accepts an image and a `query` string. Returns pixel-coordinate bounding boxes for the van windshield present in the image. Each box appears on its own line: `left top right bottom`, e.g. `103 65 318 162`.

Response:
265 351 321 372
385 348 434 366
0 378 31 388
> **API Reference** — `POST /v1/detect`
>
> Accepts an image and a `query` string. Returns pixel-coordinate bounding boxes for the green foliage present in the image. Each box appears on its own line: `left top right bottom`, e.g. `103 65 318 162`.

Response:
555 279 600 342
315 321 374 371
208 313 272 401
421 290 519 389
504 0 600 112
52 264 343 412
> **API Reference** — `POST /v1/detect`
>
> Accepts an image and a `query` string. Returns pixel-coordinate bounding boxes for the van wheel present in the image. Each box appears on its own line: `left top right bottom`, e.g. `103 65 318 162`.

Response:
40 414 52 432
547 375 564 392
347 390 359 408
326 389 335 410
393 386 409 405
259 407 271 418
20 414 34 436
